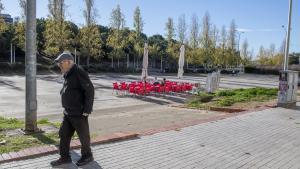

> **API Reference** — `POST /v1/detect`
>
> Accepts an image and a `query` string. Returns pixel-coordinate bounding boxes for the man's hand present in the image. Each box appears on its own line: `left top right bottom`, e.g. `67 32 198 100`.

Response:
83 113 89 117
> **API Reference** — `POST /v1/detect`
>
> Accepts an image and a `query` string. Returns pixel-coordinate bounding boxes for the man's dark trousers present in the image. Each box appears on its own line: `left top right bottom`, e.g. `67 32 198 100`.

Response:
59 114 92 158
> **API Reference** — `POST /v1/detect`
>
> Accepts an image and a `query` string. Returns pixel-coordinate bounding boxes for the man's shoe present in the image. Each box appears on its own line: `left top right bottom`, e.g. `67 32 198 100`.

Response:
76 155 94 166
50 157 72 166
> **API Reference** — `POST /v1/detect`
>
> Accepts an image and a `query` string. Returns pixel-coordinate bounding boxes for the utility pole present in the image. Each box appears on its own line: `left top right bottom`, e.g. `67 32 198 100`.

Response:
10 43 13 64
283 0 292 71
74 48 77 64
25 0 38 132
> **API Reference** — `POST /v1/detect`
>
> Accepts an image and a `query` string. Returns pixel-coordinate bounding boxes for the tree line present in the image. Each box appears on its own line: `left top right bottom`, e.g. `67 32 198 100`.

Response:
0 0 287 71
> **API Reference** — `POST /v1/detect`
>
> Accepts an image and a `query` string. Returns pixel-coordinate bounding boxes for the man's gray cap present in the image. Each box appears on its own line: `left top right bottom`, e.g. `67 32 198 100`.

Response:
54 51 74 63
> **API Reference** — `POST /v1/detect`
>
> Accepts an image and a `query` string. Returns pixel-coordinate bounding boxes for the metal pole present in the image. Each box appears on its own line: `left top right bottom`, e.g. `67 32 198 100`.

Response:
74 48 77 64
10 43 13 64
13 45 16 63
127 54 129 69
284 0 292 71
25 0 37 132
78 55 80 66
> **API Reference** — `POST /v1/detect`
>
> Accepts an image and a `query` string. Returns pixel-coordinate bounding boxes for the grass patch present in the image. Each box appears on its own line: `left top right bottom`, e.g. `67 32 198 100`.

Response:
0 133 59 154
187 87 278 108
0 117 24 131
0 131 94 154
0 117 97 154
0 117 62 131
37 118 51 125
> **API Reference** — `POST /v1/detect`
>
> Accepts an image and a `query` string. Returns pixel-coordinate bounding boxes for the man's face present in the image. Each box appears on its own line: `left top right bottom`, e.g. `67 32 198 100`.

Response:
57 60 72 73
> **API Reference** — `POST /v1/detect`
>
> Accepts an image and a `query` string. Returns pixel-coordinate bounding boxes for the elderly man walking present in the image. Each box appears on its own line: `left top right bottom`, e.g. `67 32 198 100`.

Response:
50 51 95 167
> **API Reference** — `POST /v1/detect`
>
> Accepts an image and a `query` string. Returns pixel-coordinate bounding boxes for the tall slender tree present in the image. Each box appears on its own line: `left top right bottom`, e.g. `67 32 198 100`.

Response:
165 17 175 42
108 4 126 68
200 12 213 66
165 17 176 68
0 0 4 14
226 20 239 66
240 39 251 65
19 0 26 20
79 0 102 67
44 0 74 57
187 14 199 68
12 0 26 51
177 14 186 44
133 6 144 68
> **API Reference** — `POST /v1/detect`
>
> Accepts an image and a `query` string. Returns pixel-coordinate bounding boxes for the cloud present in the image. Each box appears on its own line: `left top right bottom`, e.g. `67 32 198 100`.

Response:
236 28 281 32
236 28 254 32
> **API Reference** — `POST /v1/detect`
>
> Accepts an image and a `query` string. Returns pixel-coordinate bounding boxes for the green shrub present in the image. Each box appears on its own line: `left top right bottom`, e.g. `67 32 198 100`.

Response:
216 90 235 96
196 93 215 103
217 98 235 106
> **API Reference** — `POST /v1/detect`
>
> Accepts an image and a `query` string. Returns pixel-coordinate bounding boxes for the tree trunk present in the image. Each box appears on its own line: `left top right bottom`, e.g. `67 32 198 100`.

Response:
86 55 90 67
127 54 129 69
160 56 163 72
118 58 120 68
111 56 114 68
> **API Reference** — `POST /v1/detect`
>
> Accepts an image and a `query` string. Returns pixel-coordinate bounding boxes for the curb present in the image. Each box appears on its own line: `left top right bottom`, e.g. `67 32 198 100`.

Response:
0 131 138 164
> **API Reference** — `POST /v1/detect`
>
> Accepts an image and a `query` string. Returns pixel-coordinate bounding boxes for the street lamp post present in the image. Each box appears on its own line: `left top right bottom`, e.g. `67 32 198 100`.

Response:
25 0 38 132
283 0 293 71
281 25 287 55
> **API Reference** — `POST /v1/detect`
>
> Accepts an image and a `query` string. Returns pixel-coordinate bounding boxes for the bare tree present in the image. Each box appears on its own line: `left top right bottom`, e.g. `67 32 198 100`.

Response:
177 14 186 44
19 0 26 20
48 0 65 21
84 0 94 26
200 12 211 49
133 6 144 68
189 14 199 49
0 0 4 14
269 43 276 57
133 6 143 37
165 17 175 42
187 14 199 68
220 25 226 46
110 4 125 30
227 20 237 50
241 39 251 65
211 25 218 48
219 25 227 67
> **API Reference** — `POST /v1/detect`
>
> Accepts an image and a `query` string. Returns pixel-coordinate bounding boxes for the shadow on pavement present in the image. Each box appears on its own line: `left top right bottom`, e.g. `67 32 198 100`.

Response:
31 133 57 145
0 79 23 91
52 150 103 169
117 94 187 105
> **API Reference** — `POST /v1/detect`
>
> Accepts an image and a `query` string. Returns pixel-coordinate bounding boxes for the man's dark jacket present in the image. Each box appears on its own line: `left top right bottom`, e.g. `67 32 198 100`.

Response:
60 64 94 116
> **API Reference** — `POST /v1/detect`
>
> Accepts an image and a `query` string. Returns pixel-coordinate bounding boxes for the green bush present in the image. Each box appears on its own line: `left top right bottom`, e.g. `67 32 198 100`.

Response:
187 87 278 108
216 90 235 96
217 98 235 106
196 93 215 103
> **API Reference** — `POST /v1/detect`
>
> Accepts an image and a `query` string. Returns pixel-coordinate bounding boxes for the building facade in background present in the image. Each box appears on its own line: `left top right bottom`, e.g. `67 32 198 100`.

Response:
0 14 13 23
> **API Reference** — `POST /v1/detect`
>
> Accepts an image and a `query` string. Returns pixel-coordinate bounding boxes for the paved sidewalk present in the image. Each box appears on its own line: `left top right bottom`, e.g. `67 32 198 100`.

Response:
1 107 300 169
